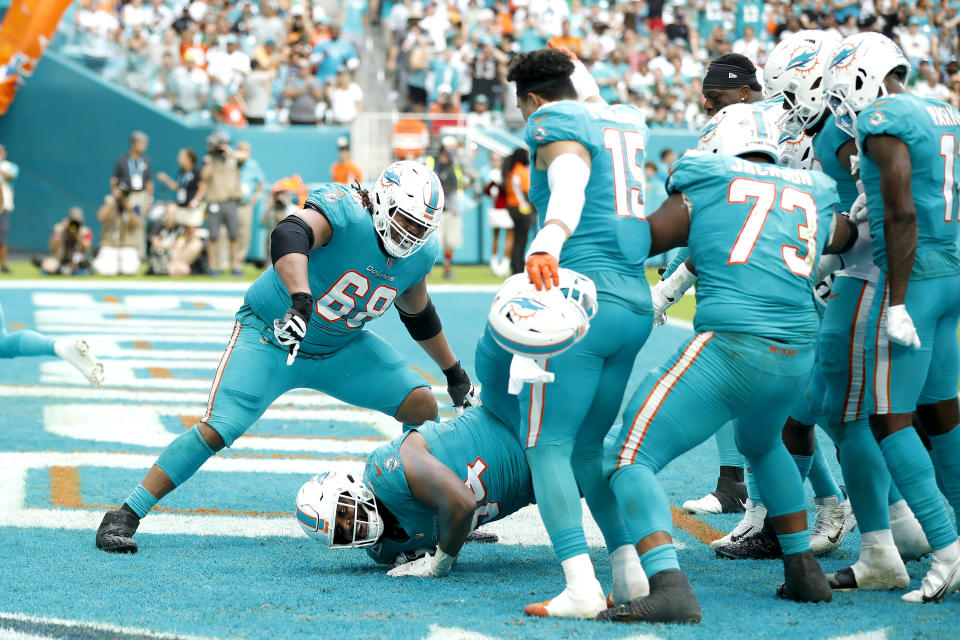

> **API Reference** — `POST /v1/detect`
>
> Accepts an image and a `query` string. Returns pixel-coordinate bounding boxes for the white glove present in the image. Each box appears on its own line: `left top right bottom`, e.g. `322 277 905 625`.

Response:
848 192 868 224
650 281 676 326
386 548 456 578
813 273 835 309
456 388 481 416
570 57 601 101
885 304 921 349
650 263 697 326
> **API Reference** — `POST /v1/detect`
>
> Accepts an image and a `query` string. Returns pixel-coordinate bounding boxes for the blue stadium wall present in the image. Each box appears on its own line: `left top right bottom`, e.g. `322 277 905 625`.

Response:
0 52 697 263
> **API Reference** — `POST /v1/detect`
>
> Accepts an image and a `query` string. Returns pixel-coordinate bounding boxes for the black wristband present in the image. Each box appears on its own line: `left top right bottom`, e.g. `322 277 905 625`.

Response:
271 215 315 265
290 292 313 320
442 361 469 385
397 298 443 341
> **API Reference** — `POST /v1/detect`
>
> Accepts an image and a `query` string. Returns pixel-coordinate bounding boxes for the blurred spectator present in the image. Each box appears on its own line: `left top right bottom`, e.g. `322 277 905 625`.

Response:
111 131 153 221
37 208 93 275
402 24 432 111
914 68 951 101
548 20 582 57
471 40 506 108
169 57 211 113
148 205 204 276
249 4 285 46
900 18 932 65
240 59 272 124
592 49 629 104
327 68 363 124
93 191 144 276
465 93 505 128
284 58 325 125
426 136 466 280
201 131 244 276
154 147 205 258
483 151 512 277
262 190 300 264
0 145 18 274
330 138 362 183
311 24 359 85
503 148 531 275
733 26 761 62
657 148 677 183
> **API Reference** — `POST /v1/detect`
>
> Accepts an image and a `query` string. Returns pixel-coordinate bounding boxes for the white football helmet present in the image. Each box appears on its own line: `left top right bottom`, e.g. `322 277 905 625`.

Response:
697 103 780 163
371 161 444 259
487 269 597 359
779 130 816 169
823 32 910 138
764 30 843 139
296 470 384 548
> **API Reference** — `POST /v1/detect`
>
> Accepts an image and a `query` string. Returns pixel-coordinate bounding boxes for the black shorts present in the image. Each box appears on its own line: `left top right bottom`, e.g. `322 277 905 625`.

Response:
0 212 9 245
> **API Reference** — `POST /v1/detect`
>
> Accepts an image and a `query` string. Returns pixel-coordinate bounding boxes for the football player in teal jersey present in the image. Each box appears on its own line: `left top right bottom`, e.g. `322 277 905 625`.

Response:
95 161 477 554
0 301 104 386
506 47 654 618
826 31 960 603
294 273 649 605
601 103 857 623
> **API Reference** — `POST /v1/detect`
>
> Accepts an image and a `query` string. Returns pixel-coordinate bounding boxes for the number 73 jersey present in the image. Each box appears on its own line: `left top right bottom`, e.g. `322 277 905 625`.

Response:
525 100 651 276
668 154 840 345
244 184 440 354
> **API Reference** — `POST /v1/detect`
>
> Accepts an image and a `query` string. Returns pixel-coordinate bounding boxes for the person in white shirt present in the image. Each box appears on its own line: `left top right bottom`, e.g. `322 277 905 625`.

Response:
899 19 931 62
327 68 364 124
913 68 950 101
733 26 761 63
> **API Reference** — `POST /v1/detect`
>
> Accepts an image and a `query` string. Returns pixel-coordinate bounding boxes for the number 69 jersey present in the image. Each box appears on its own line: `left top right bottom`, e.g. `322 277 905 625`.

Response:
525 100 651 277
669 154 840 345
245 184 440 354
362 407 535 565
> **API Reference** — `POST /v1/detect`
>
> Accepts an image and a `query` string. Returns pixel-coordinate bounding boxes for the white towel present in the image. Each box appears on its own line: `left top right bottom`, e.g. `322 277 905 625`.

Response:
508 355 555 394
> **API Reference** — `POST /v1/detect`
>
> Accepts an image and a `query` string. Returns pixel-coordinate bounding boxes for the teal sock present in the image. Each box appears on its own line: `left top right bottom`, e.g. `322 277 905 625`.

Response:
0 331 57 358
880 428 958 550
572 446 632 551
155 425 216 487
888 480 903 505
525 443 588 562
928 425 960 527
125 484 159 519
807 440 843 498
791 454 814 482
640 544 679 578
609 464 675 544
715 422 745 467
835 419 890 532
777 530 810 555
746 467 761 505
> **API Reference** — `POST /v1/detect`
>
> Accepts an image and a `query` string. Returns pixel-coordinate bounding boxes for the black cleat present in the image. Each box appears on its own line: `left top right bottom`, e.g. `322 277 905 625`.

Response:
95 504 141 553
681 466 747 514
777 550 833 602
715 516 782 560
466 528 498 543
597 569 702 624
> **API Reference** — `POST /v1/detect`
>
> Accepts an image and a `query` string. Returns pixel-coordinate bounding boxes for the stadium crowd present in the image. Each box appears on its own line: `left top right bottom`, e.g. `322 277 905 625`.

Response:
55 0 960 129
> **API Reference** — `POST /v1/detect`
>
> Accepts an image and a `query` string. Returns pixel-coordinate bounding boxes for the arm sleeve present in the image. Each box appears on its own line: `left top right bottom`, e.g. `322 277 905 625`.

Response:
662 248 691 278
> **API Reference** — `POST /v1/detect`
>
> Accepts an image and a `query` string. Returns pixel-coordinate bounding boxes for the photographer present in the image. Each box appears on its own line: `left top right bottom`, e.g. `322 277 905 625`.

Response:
37 208 93 275
200 131 244 276
148 205 206 276
93 190 144 276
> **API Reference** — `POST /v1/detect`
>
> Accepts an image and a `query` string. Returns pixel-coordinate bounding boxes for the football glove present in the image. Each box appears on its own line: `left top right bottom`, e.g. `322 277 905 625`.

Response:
526 252 560 291
443 361 480 414
848 192 868 224
273 292 313 365
814 273 835 309
885 304 921 349
387 548 456 578
650 262 697 326
650 282 675 327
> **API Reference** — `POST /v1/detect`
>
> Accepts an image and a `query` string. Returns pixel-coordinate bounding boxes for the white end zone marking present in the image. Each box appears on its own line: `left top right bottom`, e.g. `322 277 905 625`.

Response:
0 613 224 640
423 626 502 640
828 631 890 640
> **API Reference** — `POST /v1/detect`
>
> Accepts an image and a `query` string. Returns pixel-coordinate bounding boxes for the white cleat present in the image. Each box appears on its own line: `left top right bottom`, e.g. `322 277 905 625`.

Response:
54 339 104 387
827 538 909 591
890 500 932 562
525 581 607 618
608 544 649 606
682 493 723 515
710 499 766 549
902 540 960 603
810 496 853 556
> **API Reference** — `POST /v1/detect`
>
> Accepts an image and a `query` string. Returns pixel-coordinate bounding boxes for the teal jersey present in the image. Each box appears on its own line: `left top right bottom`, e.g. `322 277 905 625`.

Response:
735 0 764 39
858 93 960 279
699 0 728 37
244 184 439 354
363 408 534 564
812 113 858 211
668 154 840 343
525 100 652 312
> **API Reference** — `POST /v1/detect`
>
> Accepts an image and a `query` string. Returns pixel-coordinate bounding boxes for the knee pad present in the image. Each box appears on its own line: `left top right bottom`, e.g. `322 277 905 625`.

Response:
155 425 216 487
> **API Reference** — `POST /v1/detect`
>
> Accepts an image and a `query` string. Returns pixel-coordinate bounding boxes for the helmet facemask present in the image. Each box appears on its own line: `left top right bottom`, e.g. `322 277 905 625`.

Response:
330 475 384 548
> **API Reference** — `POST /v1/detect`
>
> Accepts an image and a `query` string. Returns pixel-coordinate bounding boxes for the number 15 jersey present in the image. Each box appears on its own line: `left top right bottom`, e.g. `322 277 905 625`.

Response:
244 184 440 354
668 154 839 345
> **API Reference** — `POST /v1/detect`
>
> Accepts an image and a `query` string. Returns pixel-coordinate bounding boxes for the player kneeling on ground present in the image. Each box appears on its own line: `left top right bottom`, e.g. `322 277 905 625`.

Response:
296 271 649 606
95 161 477 553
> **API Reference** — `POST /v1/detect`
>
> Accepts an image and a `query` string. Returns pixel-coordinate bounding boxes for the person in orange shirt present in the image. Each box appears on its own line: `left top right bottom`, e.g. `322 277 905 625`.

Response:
330 137 362 184
547 20 582 58
503 147 532 275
